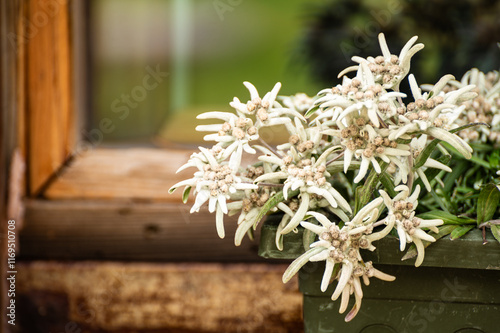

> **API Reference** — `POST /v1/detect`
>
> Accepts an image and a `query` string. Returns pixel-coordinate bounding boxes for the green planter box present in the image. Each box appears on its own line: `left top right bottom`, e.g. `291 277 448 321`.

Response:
258 216 500 333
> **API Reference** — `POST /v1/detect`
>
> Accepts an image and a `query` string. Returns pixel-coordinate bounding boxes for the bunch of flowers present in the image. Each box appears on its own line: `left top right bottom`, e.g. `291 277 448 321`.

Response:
170 33 500 321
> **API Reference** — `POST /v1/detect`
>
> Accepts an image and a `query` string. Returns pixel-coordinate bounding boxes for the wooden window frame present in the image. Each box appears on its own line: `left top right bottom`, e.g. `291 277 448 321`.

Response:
6 0 264 262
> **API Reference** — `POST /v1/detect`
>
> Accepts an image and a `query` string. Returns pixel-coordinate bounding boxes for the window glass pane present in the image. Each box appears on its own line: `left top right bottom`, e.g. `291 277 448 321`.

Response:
90 0 500 144
91 0 322 143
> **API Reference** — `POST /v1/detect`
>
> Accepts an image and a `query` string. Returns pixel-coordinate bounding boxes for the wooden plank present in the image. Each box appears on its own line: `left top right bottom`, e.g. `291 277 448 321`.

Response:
44 148 192 201
27 0 74 195
44 147 257 202
21 199 274 262
16 1 27 159
1 1 23 332
17 261 302 333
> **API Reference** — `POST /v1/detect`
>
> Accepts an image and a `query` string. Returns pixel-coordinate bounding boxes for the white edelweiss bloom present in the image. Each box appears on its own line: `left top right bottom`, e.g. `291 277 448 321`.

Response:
231 189 274 246
277 117 323 156
229 81 281 115
379 185 443 267
444 69 500 145
279 93 316 114
196 111 259 161
458 68 500 96
169 146 258 239
340 33 424 90
282 202 394 322
229 81 305 129
323 112 410 183
254 147 351 235
274 198 300 250
274 194 351 251
389 74 475 159
310 88 346 126
313 64 405 129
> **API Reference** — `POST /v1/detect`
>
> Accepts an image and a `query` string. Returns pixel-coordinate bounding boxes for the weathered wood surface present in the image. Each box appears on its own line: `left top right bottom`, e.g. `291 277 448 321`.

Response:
44 148 257 202
44 148 190 201
1 2 24 332
21 199 270 262
17 261 303 333
27 0 75 195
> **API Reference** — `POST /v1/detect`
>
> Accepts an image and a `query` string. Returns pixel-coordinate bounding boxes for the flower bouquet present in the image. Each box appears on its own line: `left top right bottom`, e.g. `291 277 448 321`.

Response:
169 33 500 322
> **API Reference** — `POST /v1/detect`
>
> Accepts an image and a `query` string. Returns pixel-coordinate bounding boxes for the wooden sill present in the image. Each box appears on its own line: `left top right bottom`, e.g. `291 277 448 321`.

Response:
43 147 258 202
22 147 267 261
43 147 195 202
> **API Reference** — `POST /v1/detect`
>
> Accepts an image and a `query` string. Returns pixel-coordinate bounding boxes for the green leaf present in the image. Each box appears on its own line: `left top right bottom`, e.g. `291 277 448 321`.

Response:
254 189 300 227
443 160 470 193
491 225 500 244
402 225 458 260
476 183 500 225
354 163 387 214
450 225 475 240
417 210 476 225
354 185 364 215
468 155 491 169
326 161 360 173
246 228 255 241
488 150 500 170
429 189 450 213
305 105 320 117
470 142 495 152
182 186 191 204
380 173 397 198
414 139 440 169
396 138 412 145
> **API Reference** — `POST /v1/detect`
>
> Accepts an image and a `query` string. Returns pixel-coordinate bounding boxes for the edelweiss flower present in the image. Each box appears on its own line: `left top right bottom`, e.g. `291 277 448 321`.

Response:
379 185 443 267
340 33 424 90
389 74 475 159
230 189 274 246
282 199 395 322
279 93 316 114
314 63 405 128
277 117 322 156
169 147 257 238
196 111 258 164
448 69 500 145
229 81 305 129
255 147 351 234
324 112 410 183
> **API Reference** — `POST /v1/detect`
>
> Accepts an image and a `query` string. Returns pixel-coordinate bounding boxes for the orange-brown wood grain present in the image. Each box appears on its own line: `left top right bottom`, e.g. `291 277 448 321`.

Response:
16 1 27 161
16 262 303 333
44 148 257 202
26 0 74 195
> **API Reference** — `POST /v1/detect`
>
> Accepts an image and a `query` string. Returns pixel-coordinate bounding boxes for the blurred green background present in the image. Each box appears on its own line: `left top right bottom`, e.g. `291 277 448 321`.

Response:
90 0 322 144
90 0 500 144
